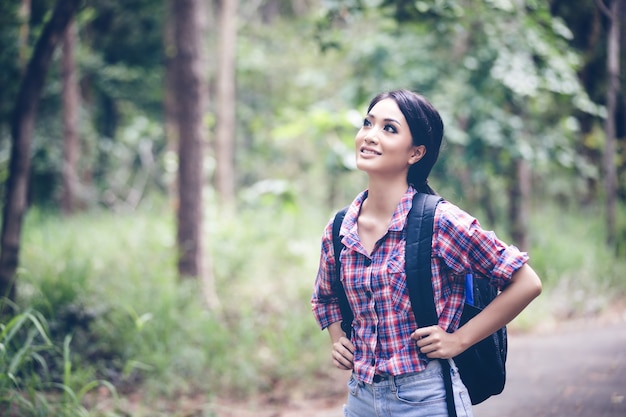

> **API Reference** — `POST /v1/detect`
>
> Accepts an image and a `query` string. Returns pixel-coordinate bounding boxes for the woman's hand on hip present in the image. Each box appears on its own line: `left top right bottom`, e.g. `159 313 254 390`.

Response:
411 325 465 359
332 336 355 370
327 321 355 370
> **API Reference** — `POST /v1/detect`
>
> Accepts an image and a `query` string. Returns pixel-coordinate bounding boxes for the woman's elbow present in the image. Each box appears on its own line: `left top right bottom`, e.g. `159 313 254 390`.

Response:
520 263 542 299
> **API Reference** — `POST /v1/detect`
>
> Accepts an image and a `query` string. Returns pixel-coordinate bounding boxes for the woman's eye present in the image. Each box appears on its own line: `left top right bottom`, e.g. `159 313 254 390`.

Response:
384 124 397 133
363 118 372 127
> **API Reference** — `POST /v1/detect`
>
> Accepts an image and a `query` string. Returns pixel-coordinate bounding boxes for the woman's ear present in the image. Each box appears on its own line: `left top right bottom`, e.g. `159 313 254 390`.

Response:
409 145 426 165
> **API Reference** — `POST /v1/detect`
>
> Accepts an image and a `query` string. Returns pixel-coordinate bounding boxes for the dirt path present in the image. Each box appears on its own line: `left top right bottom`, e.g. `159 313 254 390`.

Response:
213 306 626 417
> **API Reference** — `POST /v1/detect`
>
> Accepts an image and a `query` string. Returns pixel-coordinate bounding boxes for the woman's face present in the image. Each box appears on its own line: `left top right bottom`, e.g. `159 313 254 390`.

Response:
355 98 424 179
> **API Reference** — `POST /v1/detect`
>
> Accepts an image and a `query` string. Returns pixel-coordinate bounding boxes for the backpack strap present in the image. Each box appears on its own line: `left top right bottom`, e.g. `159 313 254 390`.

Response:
405 192 442 327
331 207 353 336
405 193 457 417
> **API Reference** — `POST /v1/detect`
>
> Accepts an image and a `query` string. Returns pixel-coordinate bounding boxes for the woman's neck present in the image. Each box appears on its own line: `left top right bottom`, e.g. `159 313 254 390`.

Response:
357 178 408 254
363 178 409 217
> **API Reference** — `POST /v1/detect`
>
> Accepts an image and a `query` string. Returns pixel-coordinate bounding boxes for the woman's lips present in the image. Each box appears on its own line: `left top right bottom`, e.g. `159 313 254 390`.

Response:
360 147 381 155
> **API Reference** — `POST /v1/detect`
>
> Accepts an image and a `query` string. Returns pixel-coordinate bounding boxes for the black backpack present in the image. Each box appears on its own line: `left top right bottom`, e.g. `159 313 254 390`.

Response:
331 193 507 414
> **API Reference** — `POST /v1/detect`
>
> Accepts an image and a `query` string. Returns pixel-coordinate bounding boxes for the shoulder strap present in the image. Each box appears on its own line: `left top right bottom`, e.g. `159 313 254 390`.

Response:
331 208 353 336
404 193 457 417
405 192 443 328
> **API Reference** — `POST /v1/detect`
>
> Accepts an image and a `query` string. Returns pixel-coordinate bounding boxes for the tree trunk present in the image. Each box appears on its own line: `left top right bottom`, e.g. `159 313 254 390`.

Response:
508 158 530 251
172 0 219 309
0 0 82 306
18 0 31 71
61 18 80 215
480 179 497 229
597 0 621 247
215 0 238 210
163 0 178 200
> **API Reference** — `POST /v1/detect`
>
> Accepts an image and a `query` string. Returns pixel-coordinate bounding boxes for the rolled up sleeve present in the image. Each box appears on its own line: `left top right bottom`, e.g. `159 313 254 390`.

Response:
488 244 529 289
434 202 529 290
311 221 343 330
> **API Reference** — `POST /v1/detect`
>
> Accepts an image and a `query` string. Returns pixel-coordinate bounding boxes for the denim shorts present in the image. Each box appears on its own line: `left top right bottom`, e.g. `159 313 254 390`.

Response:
343 360 473 417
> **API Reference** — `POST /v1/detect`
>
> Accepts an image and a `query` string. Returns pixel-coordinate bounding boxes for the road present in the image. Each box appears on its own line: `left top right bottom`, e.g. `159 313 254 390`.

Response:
473 314 626 417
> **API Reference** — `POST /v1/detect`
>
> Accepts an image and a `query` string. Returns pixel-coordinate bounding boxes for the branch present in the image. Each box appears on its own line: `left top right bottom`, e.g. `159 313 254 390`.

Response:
594 0 613 20
12 0 84 138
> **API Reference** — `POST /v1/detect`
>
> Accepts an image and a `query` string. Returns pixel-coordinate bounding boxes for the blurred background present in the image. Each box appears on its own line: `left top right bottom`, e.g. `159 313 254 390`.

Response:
0 0 624 415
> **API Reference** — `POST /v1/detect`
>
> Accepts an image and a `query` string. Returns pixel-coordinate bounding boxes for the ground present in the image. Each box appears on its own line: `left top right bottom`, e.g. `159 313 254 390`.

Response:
211 303 626 417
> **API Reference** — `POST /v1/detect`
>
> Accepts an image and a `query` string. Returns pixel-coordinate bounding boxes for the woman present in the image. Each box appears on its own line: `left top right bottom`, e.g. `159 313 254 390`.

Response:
311 90 542 417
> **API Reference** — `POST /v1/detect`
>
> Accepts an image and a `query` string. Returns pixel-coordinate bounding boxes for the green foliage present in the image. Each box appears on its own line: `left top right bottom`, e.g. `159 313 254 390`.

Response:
0 1 21 126
310 0 608 217
84 0 165 118
0 0 620 217
0 0 167 209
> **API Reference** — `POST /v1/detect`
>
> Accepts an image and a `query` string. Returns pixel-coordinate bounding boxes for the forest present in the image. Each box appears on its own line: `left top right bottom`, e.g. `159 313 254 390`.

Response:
0 0 625 416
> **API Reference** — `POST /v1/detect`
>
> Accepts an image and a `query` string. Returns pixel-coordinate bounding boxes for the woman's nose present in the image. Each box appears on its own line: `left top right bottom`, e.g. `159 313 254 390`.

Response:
364 130 378 143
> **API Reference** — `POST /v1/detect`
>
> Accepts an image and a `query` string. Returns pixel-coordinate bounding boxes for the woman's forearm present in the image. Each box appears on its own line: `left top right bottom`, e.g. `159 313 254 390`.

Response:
455 263 542 351
327 320 346 343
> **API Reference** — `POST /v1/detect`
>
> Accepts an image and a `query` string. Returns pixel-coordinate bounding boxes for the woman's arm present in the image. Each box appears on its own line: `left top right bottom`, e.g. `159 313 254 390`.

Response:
411 263 542 358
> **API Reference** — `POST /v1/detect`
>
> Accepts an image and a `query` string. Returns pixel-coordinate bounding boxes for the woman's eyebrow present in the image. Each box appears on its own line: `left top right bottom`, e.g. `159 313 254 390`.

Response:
366 113 401 125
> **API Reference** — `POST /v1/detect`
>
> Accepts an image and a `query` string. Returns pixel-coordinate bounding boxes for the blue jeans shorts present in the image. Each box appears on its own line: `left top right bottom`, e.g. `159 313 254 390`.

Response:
343 359 473 417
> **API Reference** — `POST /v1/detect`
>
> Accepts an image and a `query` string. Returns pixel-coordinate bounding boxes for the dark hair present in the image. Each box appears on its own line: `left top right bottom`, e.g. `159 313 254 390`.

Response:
367 90 443 195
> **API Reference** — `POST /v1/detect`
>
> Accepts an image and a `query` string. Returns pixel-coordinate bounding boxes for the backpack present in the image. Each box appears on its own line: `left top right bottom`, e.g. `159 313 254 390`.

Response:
331 193 507 413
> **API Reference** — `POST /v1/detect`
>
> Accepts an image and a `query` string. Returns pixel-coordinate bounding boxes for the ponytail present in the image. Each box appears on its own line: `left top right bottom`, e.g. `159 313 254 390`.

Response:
412 179 438 196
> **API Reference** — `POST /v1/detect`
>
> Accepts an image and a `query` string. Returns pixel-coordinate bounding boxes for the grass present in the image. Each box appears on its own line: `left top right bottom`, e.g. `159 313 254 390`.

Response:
2 197 625 415
510 201 626 330
0 308 118 416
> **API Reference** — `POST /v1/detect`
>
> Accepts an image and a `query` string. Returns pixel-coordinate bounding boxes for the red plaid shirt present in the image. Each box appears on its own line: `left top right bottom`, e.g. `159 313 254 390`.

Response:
311 187 529 384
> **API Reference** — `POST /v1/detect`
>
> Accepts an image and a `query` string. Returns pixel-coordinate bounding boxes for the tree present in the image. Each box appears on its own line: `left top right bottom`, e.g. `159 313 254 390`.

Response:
61 18 81 215
215 0 238 210
509 159 530 250
596 0 622 247
0 0 82 306
172 0 219 308
18 0 31 70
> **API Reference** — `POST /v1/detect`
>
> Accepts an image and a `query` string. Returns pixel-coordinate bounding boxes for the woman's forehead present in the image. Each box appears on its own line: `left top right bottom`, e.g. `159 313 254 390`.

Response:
368 98 406 122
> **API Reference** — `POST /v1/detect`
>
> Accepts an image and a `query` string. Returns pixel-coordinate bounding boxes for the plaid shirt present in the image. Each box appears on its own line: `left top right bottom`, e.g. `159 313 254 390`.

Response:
311 187 528 384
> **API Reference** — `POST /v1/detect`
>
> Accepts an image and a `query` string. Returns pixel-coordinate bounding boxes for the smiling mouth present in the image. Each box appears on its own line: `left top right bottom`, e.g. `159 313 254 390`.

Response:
361 147 381 155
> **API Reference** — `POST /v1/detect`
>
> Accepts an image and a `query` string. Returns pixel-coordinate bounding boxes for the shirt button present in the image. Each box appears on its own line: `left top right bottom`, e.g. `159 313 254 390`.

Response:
371 325 376 333
371 358 375 366
364 258 372 266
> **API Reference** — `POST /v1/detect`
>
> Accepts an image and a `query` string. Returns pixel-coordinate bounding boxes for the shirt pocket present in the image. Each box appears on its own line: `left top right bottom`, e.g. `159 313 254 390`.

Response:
387 256 412 314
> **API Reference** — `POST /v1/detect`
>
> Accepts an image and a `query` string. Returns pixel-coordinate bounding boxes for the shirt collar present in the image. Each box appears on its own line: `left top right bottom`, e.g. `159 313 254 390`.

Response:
341 186 417 236
388 186 417 232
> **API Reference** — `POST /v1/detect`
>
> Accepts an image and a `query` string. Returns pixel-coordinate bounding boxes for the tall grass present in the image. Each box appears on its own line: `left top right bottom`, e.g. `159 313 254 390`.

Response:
0 307 118 416
6 198 625 415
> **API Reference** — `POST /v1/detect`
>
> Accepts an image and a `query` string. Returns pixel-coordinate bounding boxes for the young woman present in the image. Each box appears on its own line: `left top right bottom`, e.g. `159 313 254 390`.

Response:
311 90 542 417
